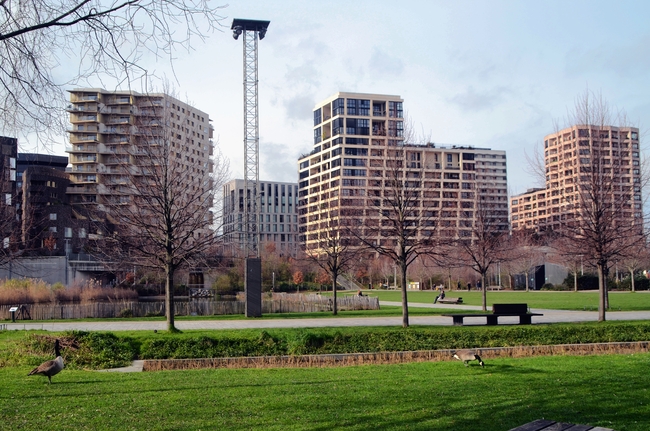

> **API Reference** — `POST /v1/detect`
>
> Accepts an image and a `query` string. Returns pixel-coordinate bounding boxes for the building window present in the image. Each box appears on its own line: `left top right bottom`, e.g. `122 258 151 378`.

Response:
65 227 72 238
49 227 57 233
79 228 87 238
332 98 345 116
313 108 322 126
388 101 403 118
49 213 57 220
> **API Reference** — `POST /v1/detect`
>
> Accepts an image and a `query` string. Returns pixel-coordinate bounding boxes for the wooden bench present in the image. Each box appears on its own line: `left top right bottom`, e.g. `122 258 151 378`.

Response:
443 303 543 326
509 418 613 430
436 297 463 304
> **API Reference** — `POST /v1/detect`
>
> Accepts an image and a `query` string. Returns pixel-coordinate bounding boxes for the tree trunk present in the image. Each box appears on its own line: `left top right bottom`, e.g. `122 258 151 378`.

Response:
574 270 578 292
597 263 606 322
165 264 176 331
481 273 487 312
631 270 635 292
401 261 409 328
332 274 338 315
524 270 529 292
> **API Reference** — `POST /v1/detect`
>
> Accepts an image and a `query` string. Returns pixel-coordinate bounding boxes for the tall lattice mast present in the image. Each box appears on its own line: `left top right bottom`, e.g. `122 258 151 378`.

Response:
232 19 269 258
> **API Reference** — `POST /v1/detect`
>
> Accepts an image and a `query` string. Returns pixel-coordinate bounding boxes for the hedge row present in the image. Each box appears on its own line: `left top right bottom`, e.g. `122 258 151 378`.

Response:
139 323 650 359
8 322 650 369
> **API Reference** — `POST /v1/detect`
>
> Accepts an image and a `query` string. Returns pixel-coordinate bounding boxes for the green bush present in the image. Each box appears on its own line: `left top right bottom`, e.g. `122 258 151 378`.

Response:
619 276 650 291
9 322 650 369
118 308 134 318
137 322 650 359
15 332 137 369
563 273 600 290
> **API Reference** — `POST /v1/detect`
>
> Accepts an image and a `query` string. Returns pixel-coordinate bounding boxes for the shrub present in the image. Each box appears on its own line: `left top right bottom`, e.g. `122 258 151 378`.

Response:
17 332 137 369
118 308 134 318
138 322 650 359
563 273 600 291
619 276 650 291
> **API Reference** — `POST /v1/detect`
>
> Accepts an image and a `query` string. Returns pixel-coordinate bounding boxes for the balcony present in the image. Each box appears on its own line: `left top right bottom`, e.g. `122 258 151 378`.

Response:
73 155 97 163
66 144 97 153
69 135 98 143
71 165 97 173
66 185 97 194
104 116 132 125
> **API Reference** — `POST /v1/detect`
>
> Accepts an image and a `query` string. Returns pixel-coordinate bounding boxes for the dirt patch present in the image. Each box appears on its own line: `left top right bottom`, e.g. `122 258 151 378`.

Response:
142 341 650 371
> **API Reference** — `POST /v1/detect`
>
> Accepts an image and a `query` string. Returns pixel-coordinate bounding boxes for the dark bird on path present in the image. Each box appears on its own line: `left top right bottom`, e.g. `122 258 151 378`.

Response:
28 339 65 384
452 349 484 367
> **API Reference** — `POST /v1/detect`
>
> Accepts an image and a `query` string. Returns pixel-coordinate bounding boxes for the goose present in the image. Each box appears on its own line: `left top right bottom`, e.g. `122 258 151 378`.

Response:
452 349 484 367
29 339 64 384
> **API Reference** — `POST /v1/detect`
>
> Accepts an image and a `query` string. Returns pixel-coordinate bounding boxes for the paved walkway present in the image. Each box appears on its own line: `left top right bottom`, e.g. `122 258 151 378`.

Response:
4 301 650 332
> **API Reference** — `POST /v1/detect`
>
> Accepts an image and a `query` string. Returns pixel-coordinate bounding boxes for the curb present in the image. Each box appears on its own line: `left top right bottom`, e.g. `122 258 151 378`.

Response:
141 341 650 371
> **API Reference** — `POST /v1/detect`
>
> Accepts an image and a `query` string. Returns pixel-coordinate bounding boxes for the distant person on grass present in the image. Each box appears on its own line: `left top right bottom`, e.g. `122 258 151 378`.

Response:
434 289 445 304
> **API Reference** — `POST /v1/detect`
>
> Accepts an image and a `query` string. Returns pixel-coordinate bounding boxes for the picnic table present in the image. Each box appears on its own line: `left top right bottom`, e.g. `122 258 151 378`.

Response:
509 418 614 430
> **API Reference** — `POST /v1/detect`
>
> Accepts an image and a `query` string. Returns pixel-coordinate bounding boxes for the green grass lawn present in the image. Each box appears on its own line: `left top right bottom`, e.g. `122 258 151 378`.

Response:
356 289 650 311
2 354 648 430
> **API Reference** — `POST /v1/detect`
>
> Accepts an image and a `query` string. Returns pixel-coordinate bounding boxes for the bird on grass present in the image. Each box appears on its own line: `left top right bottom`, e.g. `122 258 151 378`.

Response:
452 349 484 367
28 339 64 384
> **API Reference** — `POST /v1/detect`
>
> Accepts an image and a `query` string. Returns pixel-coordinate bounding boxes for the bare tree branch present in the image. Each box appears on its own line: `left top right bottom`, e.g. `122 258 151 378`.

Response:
0 1 227 144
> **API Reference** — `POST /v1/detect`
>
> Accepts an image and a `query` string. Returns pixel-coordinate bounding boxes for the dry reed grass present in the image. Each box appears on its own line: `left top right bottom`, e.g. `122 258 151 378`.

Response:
0 279 53 305
0 278 138 305
141 341 650 372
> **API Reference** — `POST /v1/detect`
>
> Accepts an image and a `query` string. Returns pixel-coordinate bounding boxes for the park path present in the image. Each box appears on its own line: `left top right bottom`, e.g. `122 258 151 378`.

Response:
4 300 650 332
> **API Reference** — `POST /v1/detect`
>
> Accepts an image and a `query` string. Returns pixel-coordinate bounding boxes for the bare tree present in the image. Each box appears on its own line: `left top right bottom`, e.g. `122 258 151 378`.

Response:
304 206 357 315
620 242 650 292
553 90 646 321
505 230 546 292
452 193 509 311
357 133 441 327
99 93 229 331
0 1 226 141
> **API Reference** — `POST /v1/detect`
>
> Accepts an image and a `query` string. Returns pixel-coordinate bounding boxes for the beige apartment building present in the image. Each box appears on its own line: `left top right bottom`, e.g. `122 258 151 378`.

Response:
66 89 214 219
511 125 641 232
223 179 299 256
298 92 508 252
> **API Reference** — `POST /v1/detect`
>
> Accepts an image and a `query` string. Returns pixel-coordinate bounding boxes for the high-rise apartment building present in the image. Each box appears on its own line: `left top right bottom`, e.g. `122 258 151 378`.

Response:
223 179 299 256
66 89 214 214
511 125 641 232
298 92 508 252
0 137 17 251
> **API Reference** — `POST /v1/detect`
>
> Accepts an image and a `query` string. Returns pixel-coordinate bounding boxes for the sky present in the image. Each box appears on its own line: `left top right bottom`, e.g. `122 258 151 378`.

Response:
41 0 650 196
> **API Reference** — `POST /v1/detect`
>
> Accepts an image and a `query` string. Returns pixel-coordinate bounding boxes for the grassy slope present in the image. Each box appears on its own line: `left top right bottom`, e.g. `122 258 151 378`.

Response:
2 354 648 430
356 289 650 310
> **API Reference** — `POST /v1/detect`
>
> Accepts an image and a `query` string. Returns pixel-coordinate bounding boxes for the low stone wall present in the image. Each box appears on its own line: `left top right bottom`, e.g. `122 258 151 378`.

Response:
142 341 650 371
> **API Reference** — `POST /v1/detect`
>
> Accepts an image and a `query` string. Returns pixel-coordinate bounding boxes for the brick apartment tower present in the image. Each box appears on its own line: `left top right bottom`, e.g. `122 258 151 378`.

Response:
511 125 642 231
298 92 508 253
